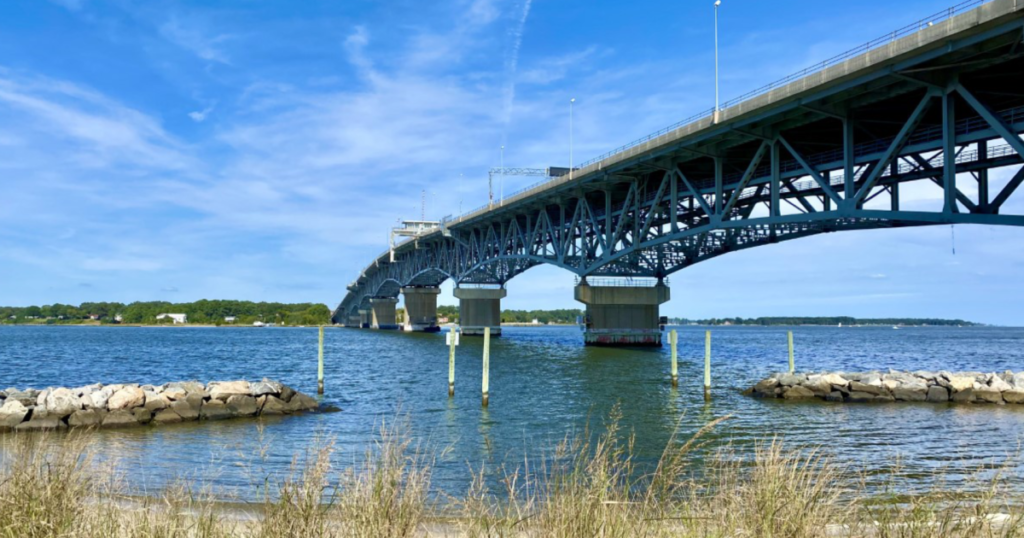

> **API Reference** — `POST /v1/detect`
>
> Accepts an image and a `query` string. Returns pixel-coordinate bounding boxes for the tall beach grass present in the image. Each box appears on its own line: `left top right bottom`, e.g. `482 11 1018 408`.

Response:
0 411 1021 537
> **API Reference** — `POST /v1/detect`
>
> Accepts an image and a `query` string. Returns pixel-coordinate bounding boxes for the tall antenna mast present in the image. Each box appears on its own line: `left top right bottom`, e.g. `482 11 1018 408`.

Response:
421 190 426 221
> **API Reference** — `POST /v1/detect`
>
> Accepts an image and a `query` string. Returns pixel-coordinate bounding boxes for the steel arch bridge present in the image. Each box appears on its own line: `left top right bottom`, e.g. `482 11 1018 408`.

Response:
333 0 1024 323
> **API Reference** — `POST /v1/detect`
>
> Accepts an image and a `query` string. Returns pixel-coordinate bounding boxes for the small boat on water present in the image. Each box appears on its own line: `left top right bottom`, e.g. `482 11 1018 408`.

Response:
892 325 899 330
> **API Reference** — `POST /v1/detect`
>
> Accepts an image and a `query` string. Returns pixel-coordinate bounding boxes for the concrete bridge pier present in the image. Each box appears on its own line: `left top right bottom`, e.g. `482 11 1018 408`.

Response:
346 314 361 328
358 309 371 328
454 287 506 337
401 287 441 332
575 281 670 346
369 297 400 330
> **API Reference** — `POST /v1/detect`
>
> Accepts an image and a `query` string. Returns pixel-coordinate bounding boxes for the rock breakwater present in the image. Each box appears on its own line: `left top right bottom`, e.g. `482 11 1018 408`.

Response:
0 379 319 431
747 370 1024 404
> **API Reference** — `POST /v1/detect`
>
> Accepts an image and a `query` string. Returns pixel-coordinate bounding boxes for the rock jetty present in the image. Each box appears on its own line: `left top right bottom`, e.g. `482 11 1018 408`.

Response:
747 370 1024 405
0 379 319 431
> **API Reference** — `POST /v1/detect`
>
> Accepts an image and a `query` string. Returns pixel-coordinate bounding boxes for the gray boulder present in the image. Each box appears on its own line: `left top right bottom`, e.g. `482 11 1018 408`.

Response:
87 388 113 410
152 409 183 424
132 408 153 424
251 379 284 397
926 386 950 403
108 386 145 410
226 395 258 416
287 392 319 411
778 373 806 387
753 378 780 396
974 384 1004 404
801 376 832 397
850 381 883 395
208 381 251 402
45 388 81 418
200 400 234 420
259 395 289 415
102 409 140 428
6 389 39 407
162 387 188 401
988 375 1013 393
952 388 975 403
169 397 201 421
0 400 29 429
825 391 844 402
68 409 106 427
1002 390 1024 404
16 416 66 431
893 384 928 402
279 384 296 402
165 381 205 395
143 392 170 411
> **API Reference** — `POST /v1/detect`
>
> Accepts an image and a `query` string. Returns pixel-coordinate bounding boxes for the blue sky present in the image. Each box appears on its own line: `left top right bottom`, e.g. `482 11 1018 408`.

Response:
1 0 1022 325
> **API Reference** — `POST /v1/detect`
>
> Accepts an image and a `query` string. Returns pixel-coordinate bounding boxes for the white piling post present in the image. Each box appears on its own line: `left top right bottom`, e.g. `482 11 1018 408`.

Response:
448 326 458 397
482 327 491 407
670 329 678 387
704 330 711 401
788 331 795 374
317 325 325 395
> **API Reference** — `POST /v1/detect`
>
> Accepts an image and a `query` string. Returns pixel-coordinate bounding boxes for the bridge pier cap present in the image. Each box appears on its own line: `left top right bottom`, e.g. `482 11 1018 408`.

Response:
369 297 400 330
454 286 506 337
401 286 441 332
575 278 669 347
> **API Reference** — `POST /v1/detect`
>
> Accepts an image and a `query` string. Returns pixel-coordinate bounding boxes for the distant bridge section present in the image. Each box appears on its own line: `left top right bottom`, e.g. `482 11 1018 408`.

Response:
335 0 1024 345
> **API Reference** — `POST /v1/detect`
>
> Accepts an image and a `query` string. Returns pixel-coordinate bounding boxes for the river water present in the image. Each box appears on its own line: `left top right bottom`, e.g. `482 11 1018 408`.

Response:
1 324 1022 498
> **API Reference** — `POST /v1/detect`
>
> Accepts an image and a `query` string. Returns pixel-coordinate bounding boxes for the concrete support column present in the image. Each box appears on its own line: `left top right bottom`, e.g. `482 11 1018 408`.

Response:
453 287 506 336
369 297 399 330
575 282 670 346
346 314 361 328
401 287 441 332
358 309 371 329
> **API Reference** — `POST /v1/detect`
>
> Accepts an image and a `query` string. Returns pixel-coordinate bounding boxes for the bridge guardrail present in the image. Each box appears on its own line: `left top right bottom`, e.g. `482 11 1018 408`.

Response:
453 0 993 222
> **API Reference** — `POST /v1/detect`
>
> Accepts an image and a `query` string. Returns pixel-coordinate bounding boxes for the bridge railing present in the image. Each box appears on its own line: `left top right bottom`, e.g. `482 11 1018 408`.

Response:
576 277 668 287
575 0 989 171
452 0 993 223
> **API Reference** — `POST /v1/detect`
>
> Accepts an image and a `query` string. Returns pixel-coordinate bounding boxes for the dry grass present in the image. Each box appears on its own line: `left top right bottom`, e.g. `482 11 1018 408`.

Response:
0 412 1021 538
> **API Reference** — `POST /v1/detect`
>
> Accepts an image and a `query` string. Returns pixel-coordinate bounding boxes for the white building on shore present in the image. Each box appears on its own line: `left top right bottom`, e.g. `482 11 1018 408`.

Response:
156 313 187 324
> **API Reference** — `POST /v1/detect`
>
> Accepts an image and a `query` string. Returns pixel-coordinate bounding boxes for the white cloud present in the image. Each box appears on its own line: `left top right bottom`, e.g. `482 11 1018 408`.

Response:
159 16 234 64
188 105 215 122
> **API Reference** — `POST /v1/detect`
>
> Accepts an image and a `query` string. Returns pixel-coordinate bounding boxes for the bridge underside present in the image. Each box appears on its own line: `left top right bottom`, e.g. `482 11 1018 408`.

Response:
334 1 1024 345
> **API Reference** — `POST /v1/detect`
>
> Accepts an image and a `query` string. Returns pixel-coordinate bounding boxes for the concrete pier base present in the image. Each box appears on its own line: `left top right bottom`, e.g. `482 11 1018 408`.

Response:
345 314 361 328
358 309 371 329
575 282 669 346
369 298 400 330
454 287 506 337
401 287 441 332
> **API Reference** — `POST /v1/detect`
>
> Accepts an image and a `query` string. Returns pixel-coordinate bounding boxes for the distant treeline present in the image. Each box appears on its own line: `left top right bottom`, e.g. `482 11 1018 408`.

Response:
436 305 583 324
667 316 980 327
1 301 331 326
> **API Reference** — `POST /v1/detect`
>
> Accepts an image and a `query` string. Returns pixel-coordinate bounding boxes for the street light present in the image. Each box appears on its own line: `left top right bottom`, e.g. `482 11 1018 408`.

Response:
570 97 576 180
714 0 722 123
500 145 505 205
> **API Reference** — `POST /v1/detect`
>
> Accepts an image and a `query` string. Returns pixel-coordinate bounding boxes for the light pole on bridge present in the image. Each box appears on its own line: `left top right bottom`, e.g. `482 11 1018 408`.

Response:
714 0 722 123
570 97 576 180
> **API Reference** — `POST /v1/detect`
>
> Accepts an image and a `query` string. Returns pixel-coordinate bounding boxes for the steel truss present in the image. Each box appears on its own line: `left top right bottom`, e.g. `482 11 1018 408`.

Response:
334 7 1024 321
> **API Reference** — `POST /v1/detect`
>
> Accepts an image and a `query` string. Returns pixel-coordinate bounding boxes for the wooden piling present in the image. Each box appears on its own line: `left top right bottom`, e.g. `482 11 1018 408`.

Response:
317 325 324 395
482 327 491 407
704 330 711 401
788 330 795 374
669 329 678 387
448 326 457 397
